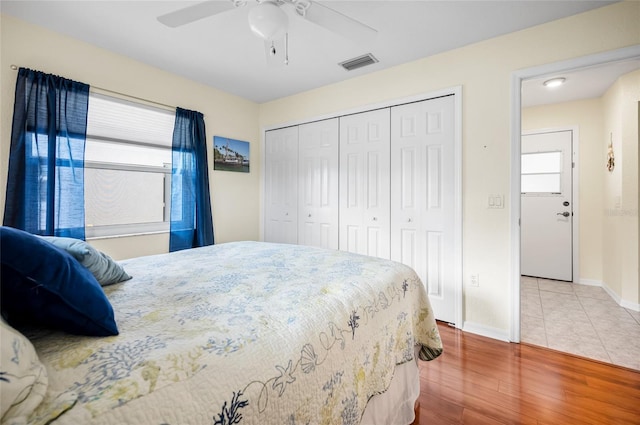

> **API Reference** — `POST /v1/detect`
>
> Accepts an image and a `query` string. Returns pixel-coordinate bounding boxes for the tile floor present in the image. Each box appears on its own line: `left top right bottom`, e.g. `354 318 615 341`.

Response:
520 276 640 370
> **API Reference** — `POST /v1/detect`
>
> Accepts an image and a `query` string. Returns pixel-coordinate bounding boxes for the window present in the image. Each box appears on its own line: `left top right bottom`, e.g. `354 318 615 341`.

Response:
521 151 562 195
84 93 175 238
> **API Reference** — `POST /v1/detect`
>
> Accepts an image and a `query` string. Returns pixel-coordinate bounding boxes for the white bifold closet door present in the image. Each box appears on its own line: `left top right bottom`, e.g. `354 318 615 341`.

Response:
339 109 391 259
264 126 299 244
390 95 456 324
297 118 339 250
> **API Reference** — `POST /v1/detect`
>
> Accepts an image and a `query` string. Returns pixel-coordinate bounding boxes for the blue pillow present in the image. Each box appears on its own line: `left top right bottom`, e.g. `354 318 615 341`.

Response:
0 227 118 336
39 236 132 286
38 236 89 259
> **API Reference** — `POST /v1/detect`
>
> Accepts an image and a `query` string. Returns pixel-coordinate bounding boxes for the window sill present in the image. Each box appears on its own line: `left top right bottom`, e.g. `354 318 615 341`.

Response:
86 230 169 241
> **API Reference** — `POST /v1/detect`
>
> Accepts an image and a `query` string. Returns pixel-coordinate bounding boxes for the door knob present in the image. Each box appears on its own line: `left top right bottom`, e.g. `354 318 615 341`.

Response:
556 211 570 217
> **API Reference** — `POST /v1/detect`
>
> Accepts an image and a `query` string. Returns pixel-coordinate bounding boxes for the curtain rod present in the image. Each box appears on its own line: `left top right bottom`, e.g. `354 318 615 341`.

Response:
10 64 177 112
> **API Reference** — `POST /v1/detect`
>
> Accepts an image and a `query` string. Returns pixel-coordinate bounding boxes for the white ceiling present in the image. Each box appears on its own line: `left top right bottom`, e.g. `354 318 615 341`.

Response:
522 58 640 108
2 0 633 105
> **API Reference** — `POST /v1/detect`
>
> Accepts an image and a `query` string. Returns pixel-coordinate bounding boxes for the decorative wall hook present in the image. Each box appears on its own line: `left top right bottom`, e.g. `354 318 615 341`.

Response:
606 133 615 172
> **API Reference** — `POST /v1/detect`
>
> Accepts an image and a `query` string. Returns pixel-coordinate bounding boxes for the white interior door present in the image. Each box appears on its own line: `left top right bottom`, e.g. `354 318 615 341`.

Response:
391 95 456 324
264 126 299 244
339 109 391 259
521 130 573 281
298 119 339 249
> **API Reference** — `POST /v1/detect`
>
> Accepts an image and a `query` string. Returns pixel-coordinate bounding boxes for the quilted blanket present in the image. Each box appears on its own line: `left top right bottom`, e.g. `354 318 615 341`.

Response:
27 241 442 425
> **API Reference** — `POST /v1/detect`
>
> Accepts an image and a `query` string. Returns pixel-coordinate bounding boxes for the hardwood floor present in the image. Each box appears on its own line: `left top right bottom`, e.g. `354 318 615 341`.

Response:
416 322 640 424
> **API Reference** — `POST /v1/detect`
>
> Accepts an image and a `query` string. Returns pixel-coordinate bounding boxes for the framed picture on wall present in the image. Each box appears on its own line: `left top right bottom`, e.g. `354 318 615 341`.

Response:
213 136 250 173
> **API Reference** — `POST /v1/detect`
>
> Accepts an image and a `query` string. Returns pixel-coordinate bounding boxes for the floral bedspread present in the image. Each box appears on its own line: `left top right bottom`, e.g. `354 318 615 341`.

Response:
28 241 442 425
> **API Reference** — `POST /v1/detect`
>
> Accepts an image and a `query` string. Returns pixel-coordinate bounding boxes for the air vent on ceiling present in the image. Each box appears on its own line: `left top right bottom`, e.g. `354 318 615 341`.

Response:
339 53 379 71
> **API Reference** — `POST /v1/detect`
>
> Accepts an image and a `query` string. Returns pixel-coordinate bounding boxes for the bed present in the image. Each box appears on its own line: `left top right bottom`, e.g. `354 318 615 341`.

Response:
1 230 442 425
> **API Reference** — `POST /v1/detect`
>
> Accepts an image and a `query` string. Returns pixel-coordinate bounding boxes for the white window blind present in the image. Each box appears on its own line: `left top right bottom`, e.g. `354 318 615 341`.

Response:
84 93 175 238
86 93 174 147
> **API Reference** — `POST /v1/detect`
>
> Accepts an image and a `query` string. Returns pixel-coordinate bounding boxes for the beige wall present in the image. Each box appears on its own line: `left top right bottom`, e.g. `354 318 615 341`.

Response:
522 98 604 284
258 2 640 333
1 14 261 260
602 70 639 307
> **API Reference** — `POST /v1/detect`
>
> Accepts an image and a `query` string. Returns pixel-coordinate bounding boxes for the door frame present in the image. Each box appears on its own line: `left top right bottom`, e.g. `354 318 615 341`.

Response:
261 86 463 329
521 127 580 283
509 45 640 343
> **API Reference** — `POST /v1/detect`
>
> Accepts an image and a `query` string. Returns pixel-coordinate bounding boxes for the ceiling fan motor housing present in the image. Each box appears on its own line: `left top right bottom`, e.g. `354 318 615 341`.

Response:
248 0 289 40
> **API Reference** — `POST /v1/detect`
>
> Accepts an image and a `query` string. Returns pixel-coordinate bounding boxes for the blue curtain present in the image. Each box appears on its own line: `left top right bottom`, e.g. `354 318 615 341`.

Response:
3 68 89 239
169 108 214 252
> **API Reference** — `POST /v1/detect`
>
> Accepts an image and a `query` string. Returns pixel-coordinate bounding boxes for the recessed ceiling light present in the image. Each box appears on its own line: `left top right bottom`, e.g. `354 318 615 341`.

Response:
543 77 566 88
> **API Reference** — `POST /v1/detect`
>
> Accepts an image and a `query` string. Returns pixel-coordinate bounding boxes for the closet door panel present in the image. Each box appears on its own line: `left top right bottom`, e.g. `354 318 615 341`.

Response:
399 146 417 210
391 95 455 323
265 126 299 244
399 228 418 269
366 227 383 258
298 118 339 249
342 150 362 253
427 231 444 298
339 109 391 259
346 225 359 253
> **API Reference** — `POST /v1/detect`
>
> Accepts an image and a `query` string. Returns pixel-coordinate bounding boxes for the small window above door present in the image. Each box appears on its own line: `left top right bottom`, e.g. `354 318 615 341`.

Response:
521 151 562 194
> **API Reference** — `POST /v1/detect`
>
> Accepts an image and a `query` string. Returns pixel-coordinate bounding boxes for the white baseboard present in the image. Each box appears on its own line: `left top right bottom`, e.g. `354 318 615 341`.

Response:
602 284 640 312
578 278 640 312
620 299 640 312
577 278 602 286
462 321 510 342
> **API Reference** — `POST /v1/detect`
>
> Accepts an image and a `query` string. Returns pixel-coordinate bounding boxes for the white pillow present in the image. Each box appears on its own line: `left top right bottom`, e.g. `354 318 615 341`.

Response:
0 318 48 423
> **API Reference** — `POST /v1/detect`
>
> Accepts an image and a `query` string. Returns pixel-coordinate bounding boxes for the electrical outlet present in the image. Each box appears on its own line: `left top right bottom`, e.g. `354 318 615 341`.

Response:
470 274 479 287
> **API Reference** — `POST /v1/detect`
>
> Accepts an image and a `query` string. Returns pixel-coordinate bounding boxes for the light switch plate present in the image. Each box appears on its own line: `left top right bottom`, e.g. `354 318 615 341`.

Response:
488 194 504 209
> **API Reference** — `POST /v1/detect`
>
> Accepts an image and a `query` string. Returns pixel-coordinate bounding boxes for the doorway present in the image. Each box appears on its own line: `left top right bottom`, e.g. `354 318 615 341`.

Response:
509 45 640 344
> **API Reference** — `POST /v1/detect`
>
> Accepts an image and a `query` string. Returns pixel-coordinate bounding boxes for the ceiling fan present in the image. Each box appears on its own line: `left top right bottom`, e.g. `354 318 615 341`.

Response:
157 0 377 65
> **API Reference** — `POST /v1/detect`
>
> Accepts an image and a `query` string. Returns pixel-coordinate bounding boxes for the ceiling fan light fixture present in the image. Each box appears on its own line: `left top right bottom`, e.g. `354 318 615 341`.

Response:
543 77 566 88
248 1 288 41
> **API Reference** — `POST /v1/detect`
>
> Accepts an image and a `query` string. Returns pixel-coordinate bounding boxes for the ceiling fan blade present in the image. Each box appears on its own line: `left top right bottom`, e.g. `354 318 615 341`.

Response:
157 1 237 28
300 1 377 44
